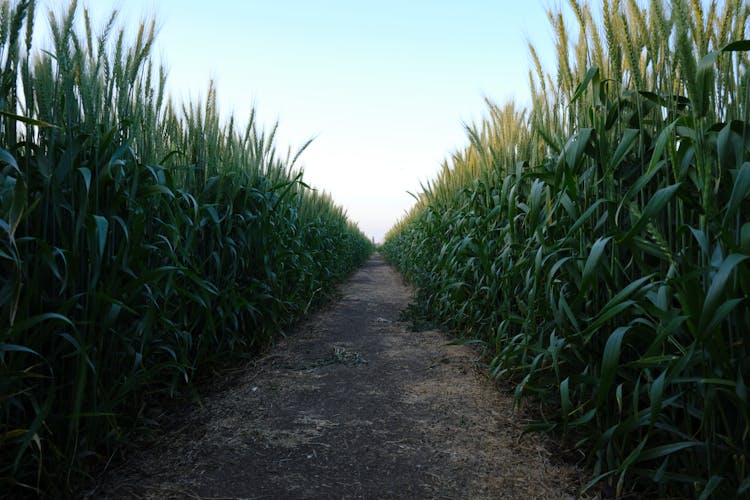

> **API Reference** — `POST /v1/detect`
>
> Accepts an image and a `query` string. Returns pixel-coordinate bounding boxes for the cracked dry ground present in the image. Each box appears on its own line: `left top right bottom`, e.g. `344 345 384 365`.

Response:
91 254 582 499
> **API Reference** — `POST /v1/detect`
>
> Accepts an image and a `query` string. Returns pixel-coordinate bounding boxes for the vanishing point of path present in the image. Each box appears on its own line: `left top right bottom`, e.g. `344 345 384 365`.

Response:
92 254 580 499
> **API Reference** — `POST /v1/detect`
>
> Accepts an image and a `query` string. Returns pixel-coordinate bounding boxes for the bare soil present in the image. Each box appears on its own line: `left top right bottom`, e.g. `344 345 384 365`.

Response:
88 254 582 499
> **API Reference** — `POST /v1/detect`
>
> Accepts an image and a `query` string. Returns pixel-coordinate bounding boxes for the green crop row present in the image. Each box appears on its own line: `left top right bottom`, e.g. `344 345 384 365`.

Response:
0 1 372 496
384 1 749 497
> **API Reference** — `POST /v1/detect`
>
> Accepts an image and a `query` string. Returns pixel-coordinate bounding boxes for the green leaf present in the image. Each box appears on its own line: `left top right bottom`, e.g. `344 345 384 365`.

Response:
569 408 597 427
580 236 612 295
205 205 220 224
649 370 667 425
559 294 580 331
605 275 653 311
0 343 42 357
140 184 175 199
694 42 750 117
8 174 27 239
607 129 639 173
77 167 91 193
737 369 747 403
689 226 709 257
646 121 676 174
702 297 743 335
566 199 605 236
560 377 570 419
627 355 679 368
598 326 630 405
580 470 618 496
621 435 649 469
724 162 750 224
92 215 109 257
720 40 750 52
636 441 702 462
0 147 19 173
622 184 681 241
738 475 750 494
8 312 73 333
570 66 599 104
563 128 594 172
55 332 81 352
584 300 637 339
698 253 749 336
699 475 723 500
0 109 59 128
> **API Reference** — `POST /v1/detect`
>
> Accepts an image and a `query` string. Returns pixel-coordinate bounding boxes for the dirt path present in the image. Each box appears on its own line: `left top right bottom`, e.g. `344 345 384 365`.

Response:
90 254 580 499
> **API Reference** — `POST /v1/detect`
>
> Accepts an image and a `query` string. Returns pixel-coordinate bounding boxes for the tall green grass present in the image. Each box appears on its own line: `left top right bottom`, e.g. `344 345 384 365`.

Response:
384 0 749 496
0 1 371 495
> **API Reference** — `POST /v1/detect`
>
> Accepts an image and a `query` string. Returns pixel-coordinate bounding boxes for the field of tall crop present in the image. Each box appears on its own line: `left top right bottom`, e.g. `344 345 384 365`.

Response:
0 1 372 495
383 0 749 497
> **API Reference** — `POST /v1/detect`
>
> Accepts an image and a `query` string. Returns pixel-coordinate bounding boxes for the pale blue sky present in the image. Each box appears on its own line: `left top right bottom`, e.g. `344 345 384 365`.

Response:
39 1 556 241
